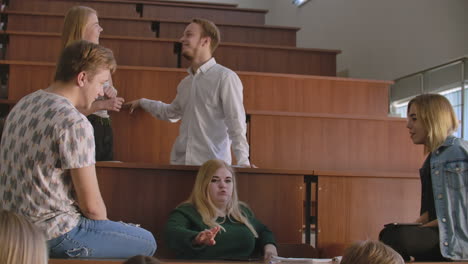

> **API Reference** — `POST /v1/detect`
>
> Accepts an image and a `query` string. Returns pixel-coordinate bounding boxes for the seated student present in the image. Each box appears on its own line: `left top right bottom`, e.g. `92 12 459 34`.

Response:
62 6 125 161
164 159 277 261
340 240 404 264
0 40 156 258
0 210 48 264
380 94 468 261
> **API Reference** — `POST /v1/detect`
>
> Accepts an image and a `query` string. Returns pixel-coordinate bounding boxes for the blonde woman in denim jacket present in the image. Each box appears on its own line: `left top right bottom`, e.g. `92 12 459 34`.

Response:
380 94 468 261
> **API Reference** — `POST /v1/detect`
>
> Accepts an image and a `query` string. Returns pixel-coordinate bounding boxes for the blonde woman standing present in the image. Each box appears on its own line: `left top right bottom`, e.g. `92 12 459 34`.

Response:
0 210 48 264
164 159 277 260
62 6 124 161
380 94 468 261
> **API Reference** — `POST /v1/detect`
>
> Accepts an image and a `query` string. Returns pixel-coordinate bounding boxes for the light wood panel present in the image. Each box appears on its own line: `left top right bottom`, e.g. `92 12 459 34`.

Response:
315 173 420 258
140 2 266 25
3 62 408 168
248 113 425 173
5 0 266 25
3 11 298 46
95 163 307 252
2 62 390 116
7 0 140 17
4 32 336 75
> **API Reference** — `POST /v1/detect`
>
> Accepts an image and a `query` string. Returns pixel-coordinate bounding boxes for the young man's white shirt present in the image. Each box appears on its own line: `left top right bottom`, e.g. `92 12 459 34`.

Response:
140 58 250 166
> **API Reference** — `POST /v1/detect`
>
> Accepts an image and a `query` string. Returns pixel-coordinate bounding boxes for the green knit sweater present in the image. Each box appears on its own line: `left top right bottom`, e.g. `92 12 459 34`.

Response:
164 203 276 260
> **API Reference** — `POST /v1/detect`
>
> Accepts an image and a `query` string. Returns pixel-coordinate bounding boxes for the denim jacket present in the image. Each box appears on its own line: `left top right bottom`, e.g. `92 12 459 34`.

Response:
430 136 468 260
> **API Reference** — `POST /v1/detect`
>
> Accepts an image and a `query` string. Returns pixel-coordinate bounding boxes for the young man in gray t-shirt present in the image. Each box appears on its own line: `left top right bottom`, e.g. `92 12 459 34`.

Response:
0 41 156 258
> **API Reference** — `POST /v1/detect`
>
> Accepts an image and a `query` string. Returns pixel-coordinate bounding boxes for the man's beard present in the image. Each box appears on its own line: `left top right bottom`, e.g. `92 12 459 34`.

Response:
182 50 194 61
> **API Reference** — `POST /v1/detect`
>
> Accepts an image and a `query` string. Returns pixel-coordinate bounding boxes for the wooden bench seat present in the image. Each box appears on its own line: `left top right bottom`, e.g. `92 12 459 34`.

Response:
2 11 299 46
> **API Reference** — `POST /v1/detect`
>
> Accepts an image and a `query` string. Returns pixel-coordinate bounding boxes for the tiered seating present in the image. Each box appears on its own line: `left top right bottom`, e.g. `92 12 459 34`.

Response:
4 11 299 45
0 0 426 260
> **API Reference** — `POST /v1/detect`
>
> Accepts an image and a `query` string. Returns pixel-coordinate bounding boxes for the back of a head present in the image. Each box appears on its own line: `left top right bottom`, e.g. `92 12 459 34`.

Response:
0 210 48 264
54 40 116 83
340 240 404 264
62 6 97 48
123 255 161 264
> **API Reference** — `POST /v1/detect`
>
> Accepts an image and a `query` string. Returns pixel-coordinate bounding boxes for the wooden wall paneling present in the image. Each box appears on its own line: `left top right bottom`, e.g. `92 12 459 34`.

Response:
5 32 337 76
315 174 420 257
182 44 338 76
4 63 402 166
95 164 306 250
248 113 425 173
5 33 179 68
7 64 55 101
142 4 266 25
124 0 239 8
4 62 390 116
109 67 187 163
5 12 297 46
5 12 156 38
6 0 140 17
156 21 298 46
241 75 391 116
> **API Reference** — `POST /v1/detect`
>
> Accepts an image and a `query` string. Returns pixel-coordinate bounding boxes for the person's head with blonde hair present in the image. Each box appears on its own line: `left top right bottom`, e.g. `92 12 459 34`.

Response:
191 18 220 53
62 6 103 48
184 159 258 237
341 240 404 264
407 93 458 153
0 210 48 264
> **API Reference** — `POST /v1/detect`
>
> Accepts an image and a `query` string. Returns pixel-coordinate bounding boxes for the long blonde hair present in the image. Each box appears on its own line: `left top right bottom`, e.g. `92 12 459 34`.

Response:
0 210 48 264
408 94 458 153
62 6 97 48
341 240 404 264
183 159 258 237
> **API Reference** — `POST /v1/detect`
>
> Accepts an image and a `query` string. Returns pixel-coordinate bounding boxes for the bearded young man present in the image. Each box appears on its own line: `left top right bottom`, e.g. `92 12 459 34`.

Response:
127 18 251 167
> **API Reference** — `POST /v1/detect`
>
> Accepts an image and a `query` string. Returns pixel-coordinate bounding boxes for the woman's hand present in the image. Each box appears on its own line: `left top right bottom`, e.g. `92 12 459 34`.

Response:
193 226 221 246
263 244 278 262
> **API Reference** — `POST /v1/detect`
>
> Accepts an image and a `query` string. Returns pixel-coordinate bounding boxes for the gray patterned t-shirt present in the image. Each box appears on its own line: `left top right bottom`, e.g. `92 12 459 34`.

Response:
0 89 96 240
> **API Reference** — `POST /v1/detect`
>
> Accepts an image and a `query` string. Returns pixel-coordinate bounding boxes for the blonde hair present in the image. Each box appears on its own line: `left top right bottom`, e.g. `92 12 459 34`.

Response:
0 210 48 264
341 240 404 264
407 94 458 153
55 40 116 82
192 18 220 53
183 159 258 237
62 6 97 48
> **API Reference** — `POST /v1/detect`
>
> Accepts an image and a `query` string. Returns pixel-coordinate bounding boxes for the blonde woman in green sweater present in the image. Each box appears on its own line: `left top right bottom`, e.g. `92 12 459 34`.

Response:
164 159 277 261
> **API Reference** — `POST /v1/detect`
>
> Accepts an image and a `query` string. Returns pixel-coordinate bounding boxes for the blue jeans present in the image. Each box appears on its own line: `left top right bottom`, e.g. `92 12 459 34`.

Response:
48 217 156 258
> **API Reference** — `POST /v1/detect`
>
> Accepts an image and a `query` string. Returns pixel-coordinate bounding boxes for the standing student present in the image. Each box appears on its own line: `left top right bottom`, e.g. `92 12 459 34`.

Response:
125 18 251 166
62 6 125 161
164 159 276 260
0 40 156 258
379 94 468 261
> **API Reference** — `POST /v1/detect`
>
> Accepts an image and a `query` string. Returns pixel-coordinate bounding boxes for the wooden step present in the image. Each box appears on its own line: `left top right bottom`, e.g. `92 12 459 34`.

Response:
6 0 267 25
0 60 388 116
2 11 298 46
2 31 338 76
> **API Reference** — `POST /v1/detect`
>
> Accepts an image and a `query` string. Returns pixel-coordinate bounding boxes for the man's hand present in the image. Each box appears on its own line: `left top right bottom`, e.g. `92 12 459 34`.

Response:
193 226 221 246
124 99 142 114
100 97 125 112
